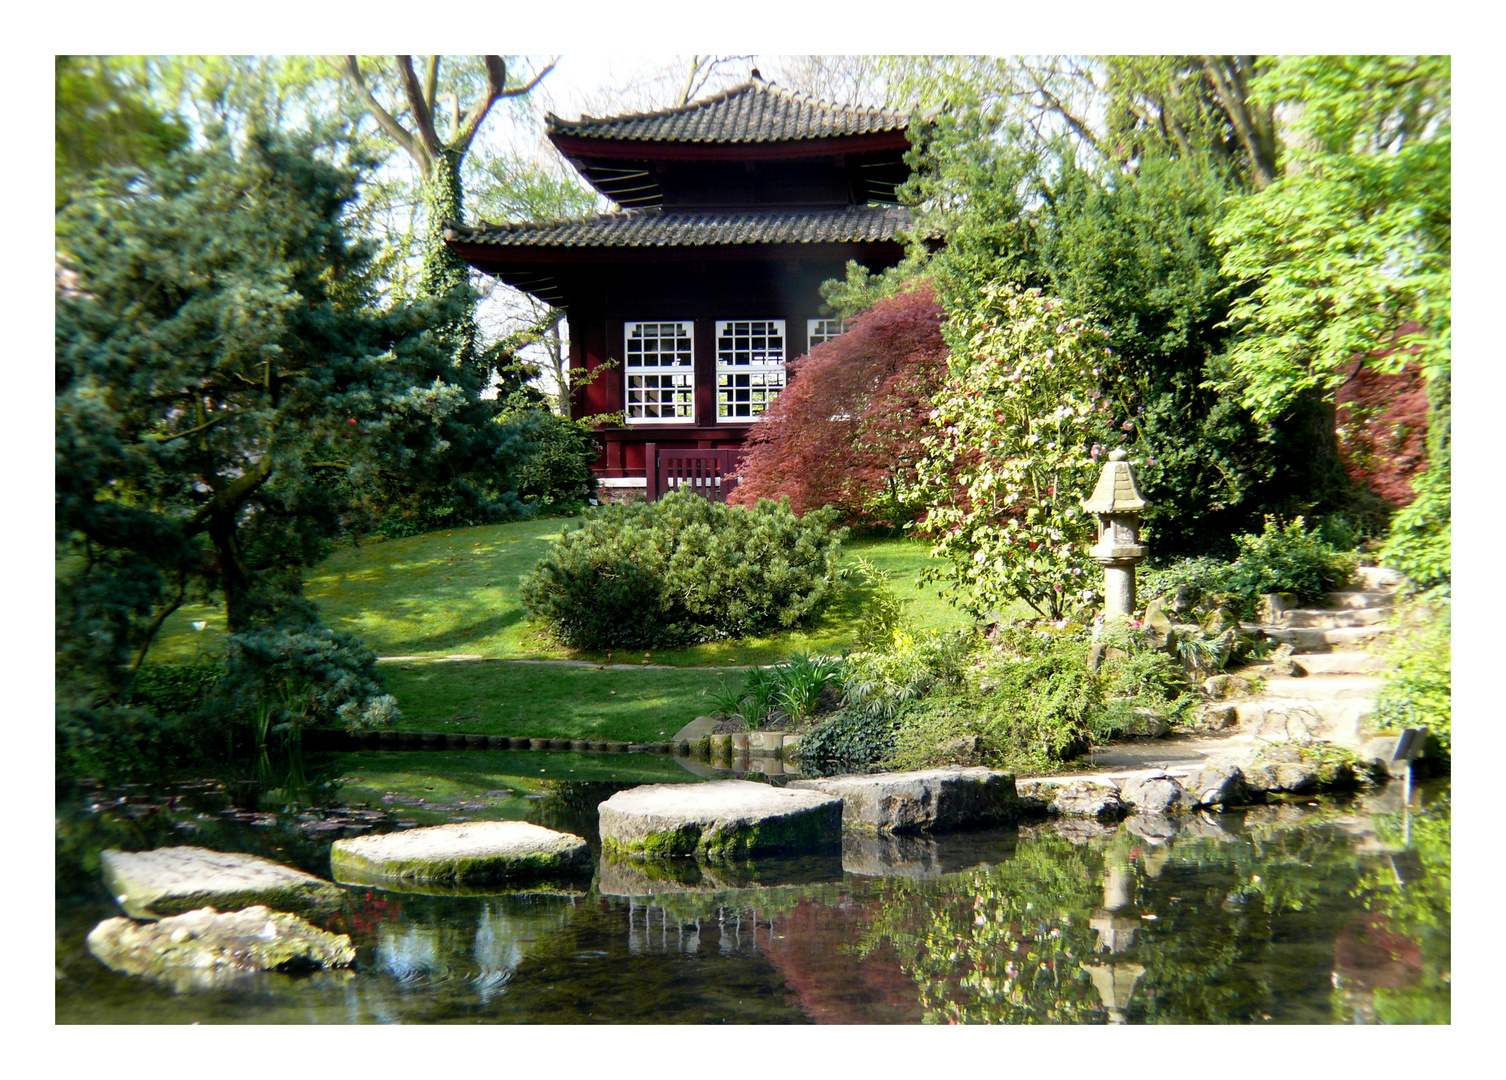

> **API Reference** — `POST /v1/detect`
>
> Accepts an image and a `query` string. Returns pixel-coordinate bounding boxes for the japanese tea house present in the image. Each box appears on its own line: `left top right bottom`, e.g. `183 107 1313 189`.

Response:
446 72 914 499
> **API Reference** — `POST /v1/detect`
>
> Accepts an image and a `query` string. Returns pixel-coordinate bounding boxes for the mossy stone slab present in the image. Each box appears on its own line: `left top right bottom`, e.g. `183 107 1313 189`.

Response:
789 767 1019 833
87 904 354 991
598 779 842 860
330 820 590 887
100 846 345 921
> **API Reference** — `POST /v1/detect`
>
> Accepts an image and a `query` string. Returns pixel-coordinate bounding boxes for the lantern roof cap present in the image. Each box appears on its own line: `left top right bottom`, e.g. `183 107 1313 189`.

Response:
1082 453 1149 514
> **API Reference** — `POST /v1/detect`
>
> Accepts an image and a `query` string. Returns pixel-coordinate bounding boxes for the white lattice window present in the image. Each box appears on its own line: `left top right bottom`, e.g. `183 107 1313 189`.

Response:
807 318 847 349
716 319 786 422
625 321 695 423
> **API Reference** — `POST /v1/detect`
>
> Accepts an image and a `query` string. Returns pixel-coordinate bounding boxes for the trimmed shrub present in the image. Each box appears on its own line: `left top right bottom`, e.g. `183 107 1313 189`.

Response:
519 491 847 649
512 407 600 508
126 661 224 717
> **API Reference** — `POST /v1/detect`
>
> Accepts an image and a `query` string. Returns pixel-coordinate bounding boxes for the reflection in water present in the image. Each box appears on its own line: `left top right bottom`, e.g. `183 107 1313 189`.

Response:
1085 853 1144 1023
55 767 1450 1024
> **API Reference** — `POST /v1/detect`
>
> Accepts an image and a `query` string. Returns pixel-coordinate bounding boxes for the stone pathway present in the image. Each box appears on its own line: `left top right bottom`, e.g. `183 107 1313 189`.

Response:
1020 565 1407 792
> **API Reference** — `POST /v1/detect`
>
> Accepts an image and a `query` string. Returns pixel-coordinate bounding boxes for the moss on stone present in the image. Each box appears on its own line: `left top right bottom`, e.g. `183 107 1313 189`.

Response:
329 842 589 887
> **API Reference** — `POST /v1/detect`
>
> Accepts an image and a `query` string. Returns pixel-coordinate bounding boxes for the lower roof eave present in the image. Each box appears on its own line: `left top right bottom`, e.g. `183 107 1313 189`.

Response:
453 240 906 272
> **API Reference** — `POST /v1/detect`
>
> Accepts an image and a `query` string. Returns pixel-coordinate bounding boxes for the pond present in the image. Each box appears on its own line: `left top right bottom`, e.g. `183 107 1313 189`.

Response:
55 750 1450 1024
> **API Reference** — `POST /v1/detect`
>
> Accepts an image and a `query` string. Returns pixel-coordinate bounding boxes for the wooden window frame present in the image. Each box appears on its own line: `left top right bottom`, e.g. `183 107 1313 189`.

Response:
624 320 696 425
715 318 786 424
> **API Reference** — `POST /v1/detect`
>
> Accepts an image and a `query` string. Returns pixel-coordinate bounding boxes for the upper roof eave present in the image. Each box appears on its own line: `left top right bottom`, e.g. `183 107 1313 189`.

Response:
544 75 911 147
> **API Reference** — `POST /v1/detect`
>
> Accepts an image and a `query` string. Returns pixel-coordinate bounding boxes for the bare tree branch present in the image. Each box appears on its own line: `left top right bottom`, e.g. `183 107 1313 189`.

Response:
497 58 557 99
335 56 427 170
453 55 510 157
1028 68 1101 151
143 414 228 443
424 54 440 114
1199 56 1278 188
397 54 443 160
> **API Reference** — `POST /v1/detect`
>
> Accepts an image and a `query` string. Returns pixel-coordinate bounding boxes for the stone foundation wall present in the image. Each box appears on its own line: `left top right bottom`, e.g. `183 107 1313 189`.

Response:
597 480 648 505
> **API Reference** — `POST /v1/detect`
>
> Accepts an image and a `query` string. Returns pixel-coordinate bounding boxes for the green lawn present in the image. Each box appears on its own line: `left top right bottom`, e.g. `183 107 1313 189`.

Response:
378 661 731 742
151 516 978 668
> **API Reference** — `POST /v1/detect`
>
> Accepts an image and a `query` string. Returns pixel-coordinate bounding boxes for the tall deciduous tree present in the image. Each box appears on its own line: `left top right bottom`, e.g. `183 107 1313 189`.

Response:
1213 55 1450 587
334 55 555 371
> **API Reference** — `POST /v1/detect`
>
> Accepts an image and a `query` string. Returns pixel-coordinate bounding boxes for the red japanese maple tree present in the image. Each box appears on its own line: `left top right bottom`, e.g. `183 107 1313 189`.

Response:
730 283 949 526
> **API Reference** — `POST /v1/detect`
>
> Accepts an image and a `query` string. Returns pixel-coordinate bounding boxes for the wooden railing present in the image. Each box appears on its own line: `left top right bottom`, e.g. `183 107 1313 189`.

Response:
645 444 740 503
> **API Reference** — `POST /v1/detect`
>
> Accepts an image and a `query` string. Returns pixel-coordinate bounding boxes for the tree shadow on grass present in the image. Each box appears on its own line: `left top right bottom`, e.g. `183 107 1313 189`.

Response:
374 606 532 656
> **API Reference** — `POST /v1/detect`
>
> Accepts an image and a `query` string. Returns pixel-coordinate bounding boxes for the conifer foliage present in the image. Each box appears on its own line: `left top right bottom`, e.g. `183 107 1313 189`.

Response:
730 284 950 527
55 134 534 735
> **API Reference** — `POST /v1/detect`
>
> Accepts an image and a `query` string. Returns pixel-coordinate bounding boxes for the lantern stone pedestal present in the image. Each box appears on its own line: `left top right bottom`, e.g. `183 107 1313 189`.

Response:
1082 449 1150 668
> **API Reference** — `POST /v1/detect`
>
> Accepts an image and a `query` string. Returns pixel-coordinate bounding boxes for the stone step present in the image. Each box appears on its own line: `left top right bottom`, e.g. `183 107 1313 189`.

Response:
1325 590 1396 610
1259 624 1392 651
598 779 843 860
1235 699 1370 746
1352 566 1408 592
101 846 345 921
1278 606 1392 629
1260 674 1385 701
1289 651 1393 674
789 768 1019 833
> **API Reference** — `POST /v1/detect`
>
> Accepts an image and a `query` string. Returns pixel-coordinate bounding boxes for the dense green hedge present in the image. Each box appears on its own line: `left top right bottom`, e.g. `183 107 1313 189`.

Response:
519 491 847 649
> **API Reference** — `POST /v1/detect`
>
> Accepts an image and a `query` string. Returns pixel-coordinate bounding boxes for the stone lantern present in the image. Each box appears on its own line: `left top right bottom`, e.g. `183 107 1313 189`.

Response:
1082 448 1150 620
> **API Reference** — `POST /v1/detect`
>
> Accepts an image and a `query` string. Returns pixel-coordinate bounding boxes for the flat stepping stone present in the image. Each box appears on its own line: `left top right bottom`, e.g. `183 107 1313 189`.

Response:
598 779 841 859
789 767 1019 833
101 846 344 920
87 905 354 990
330 821 590 888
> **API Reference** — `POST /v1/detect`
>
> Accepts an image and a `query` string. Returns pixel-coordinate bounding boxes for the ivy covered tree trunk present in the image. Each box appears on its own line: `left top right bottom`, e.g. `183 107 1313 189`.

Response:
420 148 479 372
335 56 557 384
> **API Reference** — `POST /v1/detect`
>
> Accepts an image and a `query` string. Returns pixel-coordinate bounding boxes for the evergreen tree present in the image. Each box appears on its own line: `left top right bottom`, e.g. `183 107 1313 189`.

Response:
55 134 535 724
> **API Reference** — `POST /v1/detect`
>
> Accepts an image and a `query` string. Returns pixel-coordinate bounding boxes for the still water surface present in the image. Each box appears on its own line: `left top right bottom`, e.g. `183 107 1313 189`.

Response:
55 751 1450 1024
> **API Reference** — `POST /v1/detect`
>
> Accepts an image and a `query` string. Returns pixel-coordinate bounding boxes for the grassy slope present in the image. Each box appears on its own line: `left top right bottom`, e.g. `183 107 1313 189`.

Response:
151 517 977 667
378 661 733 742
147 516 991 739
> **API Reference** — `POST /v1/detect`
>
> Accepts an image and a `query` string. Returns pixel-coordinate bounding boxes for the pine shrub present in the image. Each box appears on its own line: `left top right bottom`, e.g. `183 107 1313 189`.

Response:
519 491 847 649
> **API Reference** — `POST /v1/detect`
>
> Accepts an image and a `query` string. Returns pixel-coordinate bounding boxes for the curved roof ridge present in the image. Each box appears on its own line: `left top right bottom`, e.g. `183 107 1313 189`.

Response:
545 74 908 144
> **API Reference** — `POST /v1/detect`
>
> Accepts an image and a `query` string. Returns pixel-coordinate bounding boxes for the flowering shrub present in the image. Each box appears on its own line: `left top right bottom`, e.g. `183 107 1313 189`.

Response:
914 284 1118 620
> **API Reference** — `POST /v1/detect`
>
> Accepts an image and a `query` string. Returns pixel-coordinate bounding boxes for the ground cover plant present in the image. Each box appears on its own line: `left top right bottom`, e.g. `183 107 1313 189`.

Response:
793 621 1195 777
1139 516 1358 619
